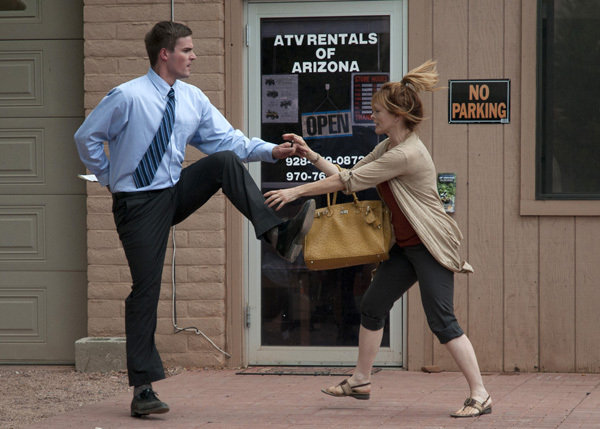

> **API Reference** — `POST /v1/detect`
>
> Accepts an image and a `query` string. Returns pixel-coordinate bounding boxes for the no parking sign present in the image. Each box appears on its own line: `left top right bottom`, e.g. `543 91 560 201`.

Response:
448 79 510 124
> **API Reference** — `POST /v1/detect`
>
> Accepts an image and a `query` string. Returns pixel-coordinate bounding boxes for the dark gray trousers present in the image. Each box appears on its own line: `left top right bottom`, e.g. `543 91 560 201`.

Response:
360 243 464 344
112 151 282 386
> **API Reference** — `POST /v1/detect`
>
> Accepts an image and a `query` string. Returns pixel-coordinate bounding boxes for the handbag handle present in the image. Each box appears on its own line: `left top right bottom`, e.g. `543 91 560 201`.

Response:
323 191 379 227
326 190 359 208
323 164 360 216
329 164 360 205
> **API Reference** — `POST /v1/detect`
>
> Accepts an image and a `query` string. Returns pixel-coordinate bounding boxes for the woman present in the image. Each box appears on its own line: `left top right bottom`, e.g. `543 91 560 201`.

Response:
264 60 491 418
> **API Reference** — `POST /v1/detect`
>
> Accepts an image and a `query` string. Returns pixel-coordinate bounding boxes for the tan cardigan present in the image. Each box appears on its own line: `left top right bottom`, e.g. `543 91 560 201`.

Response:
338 133 473 273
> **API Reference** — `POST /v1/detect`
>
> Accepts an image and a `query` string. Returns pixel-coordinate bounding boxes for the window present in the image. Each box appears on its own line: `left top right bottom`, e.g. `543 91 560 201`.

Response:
537 0 600 199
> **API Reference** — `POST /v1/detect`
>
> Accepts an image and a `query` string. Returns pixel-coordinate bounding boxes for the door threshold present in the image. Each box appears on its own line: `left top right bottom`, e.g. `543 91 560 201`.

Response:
236 366 382 376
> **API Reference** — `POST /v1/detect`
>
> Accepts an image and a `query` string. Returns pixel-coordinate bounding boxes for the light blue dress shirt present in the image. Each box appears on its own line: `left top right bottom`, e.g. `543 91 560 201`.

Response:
75 68 276 192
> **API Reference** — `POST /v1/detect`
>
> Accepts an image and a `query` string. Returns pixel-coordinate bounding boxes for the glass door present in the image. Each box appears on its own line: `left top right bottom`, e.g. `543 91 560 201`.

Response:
246 0 406 365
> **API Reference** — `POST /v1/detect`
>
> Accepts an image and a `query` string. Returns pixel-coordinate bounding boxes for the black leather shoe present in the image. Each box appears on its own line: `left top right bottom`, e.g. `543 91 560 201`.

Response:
274 199 316 262
130 388 170 417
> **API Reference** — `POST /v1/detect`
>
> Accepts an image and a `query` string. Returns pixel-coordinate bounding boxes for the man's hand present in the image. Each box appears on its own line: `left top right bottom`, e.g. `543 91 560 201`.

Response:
271 141 296 159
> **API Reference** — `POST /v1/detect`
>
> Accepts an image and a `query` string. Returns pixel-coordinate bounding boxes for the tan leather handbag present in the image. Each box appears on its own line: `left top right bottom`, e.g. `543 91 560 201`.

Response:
303 191 392 270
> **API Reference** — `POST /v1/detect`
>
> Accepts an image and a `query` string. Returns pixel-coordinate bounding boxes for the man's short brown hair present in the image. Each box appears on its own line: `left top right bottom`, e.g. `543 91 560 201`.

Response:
145 21 192 67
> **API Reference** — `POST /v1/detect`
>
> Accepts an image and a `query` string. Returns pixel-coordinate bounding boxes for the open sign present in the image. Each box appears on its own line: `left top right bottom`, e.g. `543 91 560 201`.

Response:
301 110 352 139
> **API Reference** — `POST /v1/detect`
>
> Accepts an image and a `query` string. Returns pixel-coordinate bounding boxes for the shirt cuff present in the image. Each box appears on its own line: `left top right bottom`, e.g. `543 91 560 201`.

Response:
96 171 109 187
262 142 277 163
247 139 277 163
337 168 353 194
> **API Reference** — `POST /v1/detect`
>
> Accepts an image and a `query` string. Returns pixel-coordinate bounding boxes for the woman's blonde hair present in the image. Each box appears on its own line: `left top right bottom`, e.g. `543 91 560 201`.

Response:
372 59 439 131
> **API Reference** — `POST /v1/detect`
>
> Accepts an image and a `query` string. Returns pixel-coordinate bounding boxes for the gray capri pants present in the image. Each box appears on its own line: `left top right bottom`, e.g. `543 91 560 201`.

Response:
360 243 464 344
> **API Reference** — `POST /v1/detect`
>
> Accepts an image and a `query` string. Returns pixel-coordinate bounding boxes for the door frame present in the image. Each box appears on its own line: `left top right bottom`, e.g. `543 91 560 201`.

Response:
244 0 407 366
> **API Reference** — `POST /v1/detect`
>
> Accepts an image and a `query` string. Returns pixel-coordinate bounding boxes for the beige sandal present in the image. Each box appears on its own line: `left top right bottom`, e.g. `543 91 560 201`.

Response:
450 395 492 417
321 379 371 400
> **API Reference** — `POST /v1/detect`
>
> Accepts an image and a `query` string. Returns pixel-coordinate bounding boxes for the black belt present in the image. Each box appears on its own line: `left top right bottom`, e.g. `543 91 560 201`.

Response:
112 188 168 200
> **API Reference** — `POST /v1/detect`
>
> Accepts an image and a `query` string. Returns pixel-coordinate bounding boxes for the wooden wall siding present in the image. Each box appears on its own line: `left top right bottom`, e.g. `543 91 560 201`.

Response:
224 0 245 369
431 0 469 373
503 0 539 374
575 218 600 373
539 218 575 372
406 0 435 371
466 0 505 372
406 0 600 373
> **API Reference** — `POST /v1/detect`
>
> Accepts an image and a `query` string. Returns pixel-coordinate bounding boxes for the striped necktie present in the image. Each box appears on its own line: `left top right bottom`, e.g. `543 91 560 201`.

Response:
133 88 175 188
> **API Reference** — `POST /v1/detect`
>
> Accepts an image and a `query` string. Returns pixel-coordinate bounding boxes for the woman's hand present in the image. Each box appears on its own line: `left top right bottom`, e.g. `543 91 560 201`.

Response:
264 187 301 210
282 133 312 159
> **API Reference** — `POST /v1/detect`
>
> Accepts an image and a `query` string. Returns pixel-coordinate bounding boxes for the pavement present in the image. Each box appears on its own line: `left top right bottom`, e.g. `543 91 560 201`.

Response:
23 368 600 428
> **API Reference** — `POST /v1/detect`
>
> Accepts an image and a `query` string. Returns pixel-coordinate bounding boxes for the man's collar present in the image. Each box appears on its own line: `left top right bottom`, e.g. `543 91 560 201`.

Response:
147 68 178 95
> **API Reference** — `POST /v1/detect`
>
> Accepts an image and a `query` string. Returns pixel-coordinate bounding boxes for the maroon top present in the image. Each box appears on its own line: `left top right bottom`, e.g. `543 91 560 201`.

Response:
378 181 422 247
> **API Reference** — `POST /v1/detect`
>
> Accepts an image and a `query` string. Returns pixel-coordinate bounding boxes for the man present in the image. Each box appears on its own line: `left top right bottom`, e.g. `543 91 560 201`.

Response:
74 21 315 418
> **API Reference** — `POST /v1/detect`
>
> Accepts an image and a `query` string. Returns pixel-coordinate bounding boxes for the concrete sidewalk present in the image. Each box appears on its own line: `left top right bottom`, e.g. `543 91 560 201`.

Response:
23 369 600 428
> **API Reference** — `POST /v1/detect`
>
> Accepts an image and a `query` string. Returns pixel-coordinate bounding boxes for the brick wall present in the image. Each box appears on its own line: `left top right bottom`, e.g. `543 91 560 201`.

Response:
83 0 229 367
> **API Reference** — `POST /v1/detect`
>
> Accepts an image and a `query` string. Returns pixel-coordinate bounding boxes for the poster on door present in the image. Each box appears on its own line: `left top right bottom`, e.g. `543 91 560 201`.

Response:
259 16 391 190
262 74 298 123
